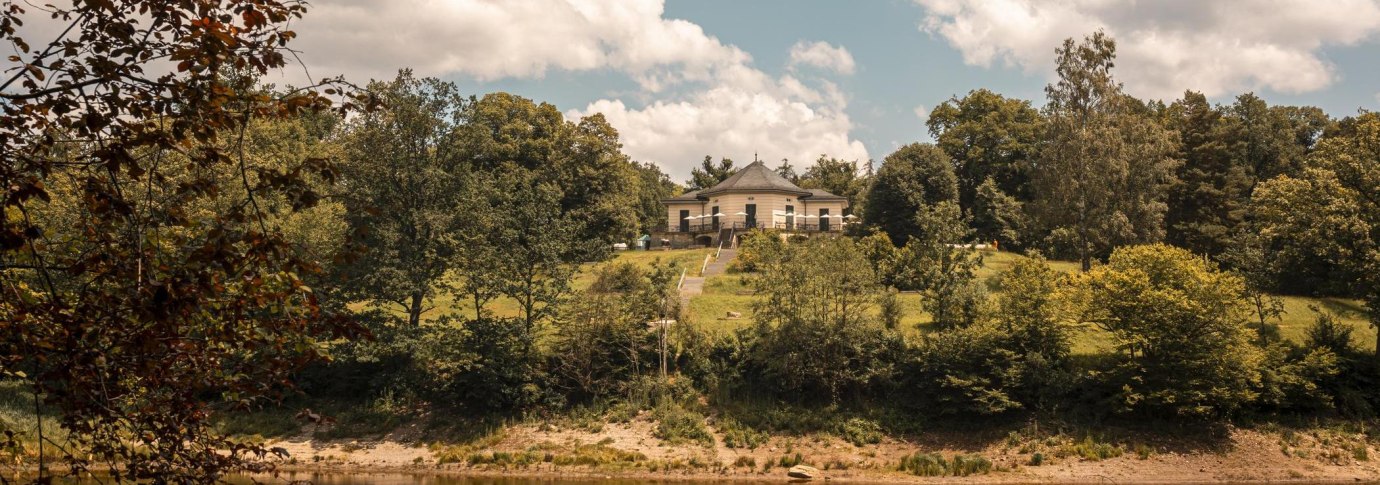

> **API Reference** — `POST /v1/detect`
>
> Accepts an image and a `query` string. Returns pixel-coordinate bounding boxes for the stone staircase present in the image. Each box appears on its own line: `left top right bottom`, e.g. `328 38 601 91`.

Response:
702 248 735 277
678 248 736 305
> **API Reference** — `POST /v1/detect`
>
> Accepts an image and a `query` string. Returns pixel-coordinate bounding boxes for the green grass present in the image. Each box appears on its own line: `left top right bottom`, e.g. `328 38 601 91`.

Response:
682 249 1375 355
354 248 715 323
0 380 68 460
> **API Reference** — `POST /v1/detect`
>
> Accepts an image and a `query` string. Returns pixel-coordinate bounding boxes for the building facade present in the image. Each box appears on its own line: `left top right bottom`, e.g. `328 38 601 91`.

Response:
655 161 851 248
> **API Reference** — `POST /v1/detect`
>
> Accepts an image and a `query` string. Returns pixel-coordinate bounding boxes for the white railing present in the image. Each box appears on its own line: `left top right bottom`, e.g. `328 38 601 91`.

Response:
677 268 687 290
700 254 712 276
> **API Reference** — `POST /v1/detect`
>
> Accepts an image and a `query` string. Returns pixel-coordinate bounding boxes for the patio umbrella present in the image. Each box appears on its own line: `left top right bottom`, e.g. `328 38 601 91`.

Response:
734 211 748 216
804 214 818 218
844 214 858 219
683 216 695 220
712 212 726 217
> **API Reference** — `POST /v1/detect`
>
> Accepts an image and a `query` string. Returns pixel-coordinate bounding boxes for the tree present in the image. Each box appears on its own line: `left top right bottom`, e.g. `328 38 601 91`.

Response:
893 202 985 328
746 237 903 402
1219 231 1285 344
1164 91 1250 257
1249 113 1380 360
336 71 468 326
488 170 594 337
687 156 736 190
970 178 1028 248
459 93 640 249
799 156 868 210
1072 244 1262 417
1030 31 1178 270
0 1 361 482
775 158 800 184
632 162 680 235
927 89 1043 211
863 143 959 245
995 254 1070 362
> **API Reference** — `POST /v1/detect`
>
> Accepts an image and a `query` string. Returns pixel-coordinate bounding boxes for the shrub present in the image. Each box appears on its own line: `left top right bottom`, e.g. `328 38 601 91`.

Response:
719 417 769 449
730 229 786 272
898 452 947 476
1306 308 1355 355
743 237 905 402
1057 436 1123 461
950 454 993 476
652 403 712 447
427 316 545 412
907 323 1023 415
1073 244 1263 417
899 452 991 476
837 417 883 446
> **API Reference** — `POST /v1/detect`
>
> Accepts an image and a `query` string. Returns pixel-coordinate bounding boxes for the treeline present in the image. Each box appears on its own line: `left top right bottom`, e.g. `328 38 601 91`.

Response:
696 32 1378 349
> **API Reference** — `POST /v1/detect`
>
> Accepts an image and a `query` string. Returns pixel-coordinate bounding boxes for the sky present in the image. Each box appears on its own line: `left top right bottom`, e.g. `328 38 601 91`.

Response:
272 0 1380 180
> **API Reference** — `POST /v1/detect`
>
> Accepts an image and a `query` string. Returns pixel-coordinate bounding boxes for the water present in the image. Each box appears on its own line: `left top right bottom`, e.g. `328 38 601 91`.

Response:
230 474 762 485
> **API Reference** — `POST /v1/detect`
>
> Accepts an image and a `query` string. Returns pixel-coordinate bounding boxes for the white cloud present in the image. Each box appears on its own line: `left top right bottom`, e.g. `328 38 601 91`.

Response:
280 0 867 180
573 85 868 179
913 0 1380 99
913 104 928 120
289 0 749 91
787 41 857 75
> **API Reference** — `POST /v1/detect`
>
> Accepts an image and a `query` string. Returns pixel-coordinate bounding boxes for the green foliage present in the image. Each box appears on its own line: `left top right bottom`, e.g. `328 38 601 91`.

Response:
1307 308 1356 355
864 143 959 246
744 237 904 402
1254 343 1341 412
1249 112 1380 358
898 452 991 476
798 156 869 210
878 288 905 330
893 201 986 328
971 178 1029 248
995 253 1070 362
837 417 883 446
687 156 736 190
1031 31 1177 270
1057 436 1124 461
337 70 471 326
423 317 545 412
908 324 1024 415
730 229 786 273
719 417 770 449
928 89 1043 247
1074 244 1262 417
551 261 677 403
652 403 712 447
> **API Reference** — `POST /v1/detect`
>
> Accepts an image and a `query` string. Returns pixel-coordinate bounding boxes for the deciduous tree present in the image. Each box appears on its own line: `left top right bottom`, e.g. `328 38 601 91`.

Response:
1030 31 1177 270
863 143 958 245
0 1 362 482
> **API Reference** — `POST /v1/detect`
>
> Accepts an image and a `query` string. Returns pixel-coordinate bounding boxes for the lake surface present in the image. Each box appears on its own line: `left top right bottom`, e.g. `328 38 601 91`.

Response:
230 474 763 485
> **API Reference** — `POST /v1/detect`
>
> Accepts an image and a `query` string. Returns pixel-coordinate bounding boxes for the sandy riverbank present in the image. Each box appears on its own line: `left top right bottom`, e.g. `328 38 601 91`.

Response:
260 419 1380 483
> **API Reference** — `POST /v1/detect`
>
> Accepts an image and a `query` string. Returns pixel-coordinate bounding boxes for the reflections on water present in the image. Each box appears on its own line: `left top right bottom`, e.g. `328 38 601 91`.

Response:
231 473 757 485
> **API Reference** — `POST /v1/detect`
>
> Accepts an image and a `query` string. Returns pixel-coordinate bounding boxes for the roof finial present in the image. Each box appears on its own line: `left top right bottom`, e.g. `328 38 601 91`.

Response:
754 152 759 164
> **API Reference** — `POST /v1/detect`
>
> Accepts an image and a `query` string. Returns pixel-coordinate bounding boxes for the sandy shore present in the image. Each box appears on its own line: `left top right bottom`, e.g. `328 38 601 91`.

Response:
261 420 1380 483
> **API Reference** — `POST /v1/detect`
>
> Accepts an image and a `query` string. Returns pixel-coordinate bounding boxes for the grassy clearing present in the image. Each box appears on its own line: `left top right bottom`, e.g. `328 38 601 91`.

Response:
0 380 69 461
354 248 715 322
682 249 1373 354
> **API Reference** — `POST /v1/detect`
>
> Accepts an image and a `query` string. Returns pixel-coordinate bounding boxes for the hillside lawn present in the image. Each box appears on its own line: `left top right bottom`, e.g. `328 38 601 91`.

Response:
687 249 1373 356
363 247 1372 357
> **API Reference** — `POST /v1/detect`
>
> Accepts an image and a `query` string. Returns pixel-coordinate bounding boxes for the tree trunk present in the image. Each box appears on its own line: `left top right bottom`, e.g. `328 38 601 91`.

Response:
407 291 423 326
